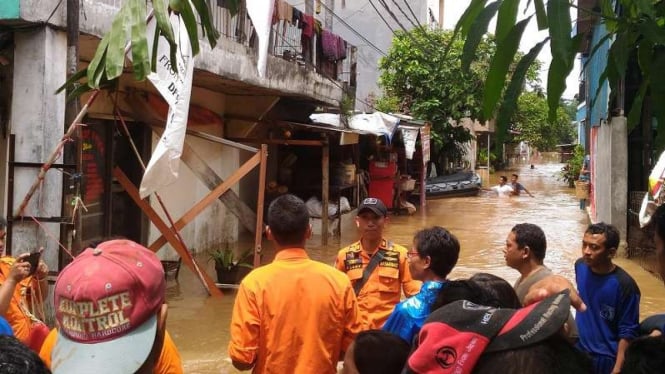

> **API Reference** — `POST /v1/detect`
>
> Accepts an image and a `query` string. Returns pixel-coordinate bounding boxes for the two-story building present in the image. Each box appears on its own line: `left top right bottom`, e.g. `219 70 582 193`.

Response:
0 0 356 274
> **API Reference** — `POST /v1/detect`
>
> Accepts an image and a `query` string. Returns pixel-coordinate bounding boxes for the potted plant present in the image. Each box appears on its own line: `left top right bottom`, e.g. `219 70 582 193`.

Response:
208 247 254 284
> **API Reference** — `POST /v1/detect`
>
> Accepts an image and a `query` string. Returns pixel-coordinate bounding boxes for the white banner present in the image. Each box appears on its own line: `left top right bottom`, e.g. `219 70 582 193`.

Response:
246 0 275 77
139 13 194 198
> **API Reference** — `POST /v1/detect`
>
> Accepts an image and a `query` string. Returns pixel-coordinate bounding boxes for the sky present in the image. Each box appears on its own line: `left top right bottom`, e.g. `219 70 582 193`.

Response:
442 0 581 100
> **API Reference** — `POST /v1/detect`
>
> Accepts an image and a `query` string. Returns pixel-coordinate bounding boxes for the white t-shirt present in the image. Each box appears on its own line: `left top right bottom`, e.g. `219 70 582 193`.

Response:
492 184 514 197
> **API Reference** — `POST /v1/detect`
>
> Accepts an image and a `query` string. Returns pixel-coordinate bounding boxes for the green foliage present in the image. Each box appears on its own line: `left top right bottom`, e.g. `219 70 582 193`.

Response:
208 246 254 272
454 0 665 145
58 0 219 97
560 144 585 186
375 95 401 113
478 148 498 165
379 28 538 168
512 91 575 151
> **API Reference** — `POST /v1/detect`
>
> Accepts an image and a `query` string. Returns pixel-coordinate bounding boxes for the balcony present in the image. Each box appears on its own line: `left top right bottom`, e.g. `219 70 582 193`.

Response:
5 0 355 107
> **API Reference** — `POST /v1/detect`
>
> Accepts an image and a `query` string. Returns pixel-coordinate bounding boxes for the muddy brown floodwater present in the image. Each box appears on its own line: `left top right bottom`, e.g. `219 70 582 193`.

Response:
165 163 665 373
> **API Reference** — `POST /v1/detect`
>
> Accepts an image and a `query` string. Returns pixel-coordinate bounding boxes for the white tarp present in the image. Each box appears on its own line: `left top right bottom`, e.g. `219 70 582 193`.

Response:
139 14 194 198
400 125 420 160
309 113 342 128
246 0 275 77
348 112 399 139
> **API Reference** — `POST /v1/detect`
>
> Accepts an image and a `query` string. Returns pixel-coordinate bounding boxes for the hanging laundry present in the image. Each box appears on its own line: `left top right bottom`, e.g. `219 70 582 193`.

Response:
292 8 302 27
300 13 314 38
277 0 293 23
321 29 335 61
337 36 347 60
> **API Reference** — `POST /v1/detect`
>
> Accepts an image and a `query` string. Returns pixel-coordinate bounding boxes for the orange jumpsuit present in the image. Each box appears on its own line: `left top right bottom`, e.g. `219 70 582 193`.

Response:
229 248 360 374
0 257 42 345
335 239 421 330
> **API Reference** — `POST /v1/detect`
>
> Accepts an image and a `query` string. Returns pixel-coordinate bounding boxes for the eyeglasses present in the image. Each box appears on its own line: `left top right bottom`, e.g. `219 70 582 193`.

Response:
363 197 378 205
406 251 419 258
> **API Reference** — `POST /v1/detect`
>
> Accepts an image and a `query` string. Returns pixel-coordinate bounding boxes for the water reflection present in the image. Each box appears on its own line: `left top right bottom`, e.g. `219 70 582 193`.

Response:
165 163 665 373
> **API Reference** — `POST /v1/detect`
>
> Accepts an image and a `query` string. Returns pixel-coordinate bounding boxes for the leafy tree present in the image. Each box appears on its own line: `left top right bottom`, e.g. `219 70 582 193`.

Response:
378 28 538 172
454 0 665 147
511 91 575 151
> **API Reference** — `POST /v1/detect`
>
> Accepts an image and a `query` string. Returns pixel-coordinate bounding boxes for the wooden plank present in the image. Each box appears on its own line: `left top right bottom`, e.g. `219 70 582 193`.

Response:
151 127 259 234
147 152 262 251
226 137 324 146
113 167 223 297
253 145 268 268
322 140 329 246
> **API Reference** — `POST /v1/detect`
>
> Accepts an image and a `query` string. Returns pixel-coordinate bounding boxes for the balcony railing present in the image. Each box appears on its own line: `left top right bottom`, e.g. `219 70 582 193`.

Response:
93 0 356 91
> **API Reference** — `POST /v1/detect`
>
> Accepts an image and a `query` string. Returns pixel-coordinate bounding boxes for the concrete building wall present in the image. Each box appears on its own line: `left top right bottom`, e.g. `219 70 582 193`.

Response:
11 0 344 107
9 27 66 270
586 23 610 127
333 0 428 110
592 116 628 242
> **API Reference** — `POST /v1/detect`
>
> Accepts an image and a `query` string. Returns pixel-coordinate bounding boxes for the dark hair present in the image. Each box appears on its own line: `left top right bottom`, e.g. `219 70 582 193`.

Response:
585 222 620 251
353 330 410 374
473 335 590 374
511 174 519 178
0 335 51 373
432 279 499 311
652 204 665 242
622 336 665 374
511 223 547 262
413 226 460 278
500 176 508 182
0 217 6 231
267 194 310 246
470 273 522 309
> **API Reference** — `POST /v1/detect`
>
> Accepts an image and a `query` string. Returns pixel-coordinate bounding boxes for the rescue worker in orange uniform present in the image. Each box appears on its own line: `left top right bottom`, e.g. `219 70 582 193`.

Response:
335 198 421 330
229 194 361 373
0 218 50 351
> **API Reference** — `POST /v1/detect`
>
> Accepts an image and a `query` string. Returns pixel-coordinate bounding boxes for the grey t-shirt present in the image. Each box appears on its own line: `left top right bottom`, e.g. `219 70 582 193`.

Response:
514 266 553 302
514 266 578 339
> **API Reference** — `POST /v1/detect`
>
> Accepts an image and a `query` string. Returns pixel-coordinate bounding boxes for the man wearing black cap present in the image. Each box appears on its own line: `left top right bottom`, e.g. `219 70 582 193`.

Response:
335 197 421 330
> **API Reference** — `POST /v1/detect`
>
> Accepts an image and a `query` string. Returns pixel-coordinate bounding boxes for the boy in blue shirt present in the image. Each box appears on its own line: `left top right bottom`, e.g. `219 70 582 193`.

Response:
575 222 640 374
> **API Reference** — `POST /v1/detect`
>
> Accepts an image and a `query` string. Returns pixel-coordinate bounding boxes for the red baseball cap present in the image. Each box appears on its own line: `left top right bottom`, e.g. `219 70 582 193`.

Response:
51 239 166 374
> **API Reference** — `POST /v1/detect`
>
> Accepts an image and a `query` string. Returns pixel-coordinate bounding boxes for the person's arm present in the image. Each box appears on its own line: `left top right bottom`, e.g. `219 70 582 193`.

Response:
340 283 361 360
30 259 49 302
521 185 534 197
611 338 630 374
399 252 421 297
0 278 18 316
612 291 640 373
228 284 259 371
523 275 586 312
0 258 31 316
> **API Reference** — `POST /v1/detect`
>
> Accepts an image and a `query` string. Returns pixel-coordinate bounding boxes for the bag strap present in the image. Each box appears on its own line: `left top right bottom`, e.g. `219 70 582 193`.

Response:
353 241 393 295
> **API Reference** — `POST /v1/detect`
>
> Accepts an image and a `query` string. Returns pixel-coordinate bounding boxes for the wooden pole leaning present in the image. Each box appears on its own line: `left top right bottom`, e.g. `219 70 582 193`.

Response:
113 166 223 297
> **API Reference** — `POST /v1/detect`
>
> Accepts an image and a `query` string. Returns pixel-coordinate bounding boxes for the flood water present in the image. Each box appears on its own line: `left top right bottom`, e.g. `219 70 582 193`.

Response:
165 163 665 373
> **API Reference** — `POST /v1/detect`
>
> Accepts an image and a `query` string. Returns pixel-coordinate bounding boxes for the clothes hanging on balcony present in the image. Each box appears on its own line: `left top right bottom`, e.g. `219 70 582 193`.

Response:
321 30 347 62
292 8 302 27
276 0 293 23
300 13 315 38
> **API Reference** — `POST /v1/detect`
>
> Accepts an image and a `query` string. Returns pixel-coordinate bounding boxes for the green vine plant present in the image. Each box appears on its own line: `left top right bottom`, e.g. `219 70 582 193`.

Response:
58 0 220 99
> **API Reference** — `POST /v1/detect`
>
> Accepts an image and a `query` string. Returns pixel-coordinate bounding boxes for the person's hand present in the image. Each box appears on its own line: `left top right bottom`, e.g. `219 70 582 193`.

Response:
34 259 48 281
524 275 586 312
9 254 32 283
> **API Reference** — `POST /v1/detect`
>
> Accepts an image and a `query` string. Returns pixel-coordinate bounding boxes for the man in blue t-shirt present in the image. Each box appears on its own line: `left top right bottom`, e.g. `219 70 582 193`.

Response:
510 174 534 197
575 222 640 374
